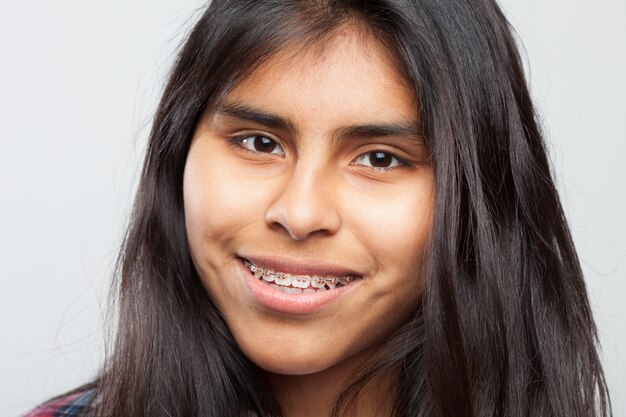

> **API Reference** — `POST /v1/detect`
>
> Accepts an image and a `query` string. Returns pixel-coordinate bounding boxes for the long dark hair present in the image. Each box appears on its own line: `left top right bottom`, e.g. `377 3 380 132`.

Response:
77 1 611 416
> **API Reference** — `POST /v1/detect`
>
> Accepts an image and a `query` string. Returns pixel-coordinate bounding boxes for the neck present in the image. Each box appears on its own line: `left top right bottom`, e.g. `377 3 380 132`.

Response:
265 351 396 417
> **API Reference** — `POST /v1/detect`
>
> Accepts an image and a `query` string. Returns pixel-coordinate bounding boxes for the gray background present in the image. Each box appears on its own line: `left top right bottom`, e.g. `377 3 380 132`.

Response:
1 1 624 415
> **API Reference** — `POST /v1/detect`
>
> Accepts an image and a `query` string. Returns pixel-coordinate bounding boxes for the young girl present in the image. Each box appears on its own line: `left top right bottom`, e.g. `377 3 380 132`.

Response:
24 1 611 416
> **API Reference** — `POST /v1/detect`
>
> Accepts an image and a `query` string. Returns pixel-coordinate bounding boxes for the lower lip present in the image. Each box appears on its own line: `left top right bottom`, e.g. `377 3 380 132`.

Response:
235 258 362 315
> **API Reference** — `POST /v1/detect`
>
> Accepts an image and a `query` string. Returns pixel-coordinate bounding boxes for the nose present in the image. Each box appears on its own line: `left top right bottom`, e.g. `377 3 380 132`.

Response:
264 162 341 241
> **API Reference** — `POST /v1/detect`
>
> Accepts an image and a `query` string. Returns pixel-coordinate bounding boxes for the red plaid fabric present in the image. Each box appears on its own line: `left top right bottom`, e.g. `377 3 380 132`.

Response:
23 389 95 417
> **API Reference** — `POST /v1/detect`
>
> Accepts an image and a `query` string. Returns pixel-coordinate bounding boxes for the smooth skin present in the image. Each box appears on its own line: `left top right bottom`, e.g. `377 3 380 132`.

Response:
183 25 435 417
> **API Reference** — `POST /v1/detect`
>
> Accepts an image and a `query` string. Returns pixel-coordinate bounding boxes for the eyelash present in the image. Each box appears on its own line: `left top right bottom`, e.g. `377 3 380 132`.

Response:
228 134 410 171
228 134 285 156
351 151 408 171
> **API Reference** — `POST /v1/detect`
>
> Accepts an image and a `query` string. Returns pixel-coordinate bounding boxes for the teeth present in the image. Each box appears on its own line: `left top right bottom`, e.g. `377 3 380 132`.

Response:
244 259 358 292
274 273 291 286
310 276 326 289
272 286 303 294
291 275 310 289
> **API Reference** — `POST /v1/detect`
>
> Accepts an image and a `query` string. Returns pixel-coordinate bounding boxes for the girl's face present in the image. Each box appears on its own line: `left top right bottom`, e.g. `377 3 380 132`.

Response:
183 29 434 377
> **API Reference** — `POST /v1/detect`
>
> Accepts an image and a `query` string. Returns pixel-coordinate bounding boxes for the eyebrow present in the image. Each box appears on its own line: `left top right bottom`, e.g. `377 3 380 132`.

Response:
217 102 297 133
216 102 424 144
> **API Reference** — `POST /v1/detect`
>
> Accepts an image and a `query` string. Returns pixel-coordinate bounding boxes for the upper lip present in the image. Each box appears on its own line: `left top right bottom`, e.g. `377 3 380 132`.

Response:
238 255 363 278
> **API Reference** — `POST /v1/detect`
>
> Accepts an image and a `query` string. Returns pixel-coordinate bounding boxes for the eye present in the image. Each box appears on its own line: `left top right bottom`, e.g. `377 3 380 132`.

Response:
233 134 285 156
352 151 406 170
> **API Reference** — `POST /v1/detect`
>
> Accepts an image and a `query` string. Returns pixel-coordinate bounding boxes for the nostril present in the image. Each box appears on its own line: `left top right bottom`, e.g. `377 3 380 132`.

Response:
265 203 341 241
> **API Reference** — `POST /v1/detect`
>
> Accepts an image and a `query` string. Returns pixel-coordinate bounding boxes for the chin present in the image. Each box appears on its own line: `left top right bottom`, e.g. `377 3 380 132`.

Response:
243 346 345 376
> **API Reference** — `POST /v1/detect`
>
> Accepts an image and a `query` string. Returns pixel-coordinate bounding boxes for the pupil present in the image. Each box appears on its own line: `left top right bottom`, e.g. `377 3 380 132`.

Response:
254 136 276 153
370 151 392 167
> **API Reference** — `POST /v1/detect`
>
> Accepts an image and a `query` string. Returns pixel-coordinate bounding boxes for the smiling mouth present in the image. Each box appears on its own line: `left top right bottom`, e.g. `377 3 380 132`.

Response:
241 258 360 294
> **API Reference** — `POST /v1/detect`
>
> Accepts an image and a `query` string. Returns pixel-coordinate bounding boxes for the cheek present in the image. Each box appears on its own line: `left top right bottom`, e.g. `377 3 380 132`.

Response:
182 147 265 309
343 181 433 329
183 153 261 253
344 178 434 276
184 169 233 251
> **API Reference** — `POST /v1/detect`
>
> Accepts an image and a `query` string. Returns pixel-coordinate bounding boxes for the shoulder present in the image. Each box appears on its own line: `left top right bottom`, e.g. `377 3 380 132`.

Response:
22 389 96 417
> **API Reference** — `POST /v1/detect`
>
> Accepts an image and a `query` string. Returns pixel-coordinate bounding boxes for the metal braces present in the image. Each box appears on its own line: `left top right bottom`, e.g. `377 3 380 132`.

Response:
245 261 355 286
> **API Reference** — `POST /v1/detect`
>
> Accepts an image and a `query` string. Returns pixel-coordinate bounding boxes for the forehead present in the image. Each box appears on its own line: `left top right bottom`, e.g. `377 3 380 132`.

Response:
222 26 418 129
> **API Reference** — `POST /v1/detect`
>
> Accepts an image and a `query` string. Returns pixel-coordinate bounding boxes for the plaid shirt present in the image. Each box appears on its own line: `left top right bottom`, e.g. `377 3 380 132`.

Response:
22 389 261 417
23 389 95 417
